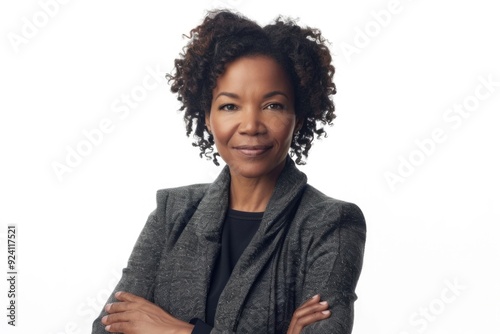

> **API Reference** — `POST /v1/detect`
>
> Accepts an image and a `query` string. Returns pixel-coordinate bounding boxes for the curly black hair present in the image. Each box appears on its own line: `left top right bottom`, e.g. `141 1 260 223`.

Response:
166 9 336 166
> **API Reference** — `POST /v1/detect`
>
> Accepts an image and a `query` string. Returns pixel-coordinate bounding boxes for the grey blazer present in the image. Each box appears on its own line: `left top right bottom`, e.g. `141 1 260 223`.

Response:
92 157 366 333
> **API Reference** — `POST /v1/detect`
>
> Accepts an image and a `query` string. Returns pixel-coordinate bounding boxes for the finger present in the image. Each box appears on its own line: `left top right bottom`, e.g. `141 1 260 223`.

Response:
115 291 145 303
293 300 329 319
105 301 133 314
296 294 321 310
112 292 167 318
288 301 329 334
104 320 133 333
295 308 331 328
102 310 136 325
288 295 321 331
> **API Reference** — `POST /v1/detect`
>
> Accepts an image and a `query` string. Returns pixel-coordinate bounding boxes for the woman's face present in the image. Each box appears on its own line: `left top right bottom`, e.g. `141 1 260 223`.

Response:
206 55 299 180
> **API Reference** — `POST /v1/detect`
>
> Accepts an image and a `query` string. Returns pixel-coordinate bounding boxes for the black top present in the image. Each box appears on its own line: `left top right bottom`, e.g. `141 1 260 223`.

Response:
191 209 263 333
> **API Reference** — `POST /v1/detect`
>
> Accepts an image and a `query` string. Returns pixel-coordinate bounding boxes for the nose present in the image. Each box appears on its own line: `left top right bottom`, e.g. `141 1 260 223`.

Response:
238 108 266 135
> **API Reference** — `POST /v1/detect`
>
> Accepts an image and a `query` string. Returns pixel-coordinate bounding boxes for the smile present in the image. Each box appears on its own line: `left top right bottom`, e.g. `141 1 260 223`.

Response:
234 145 272 157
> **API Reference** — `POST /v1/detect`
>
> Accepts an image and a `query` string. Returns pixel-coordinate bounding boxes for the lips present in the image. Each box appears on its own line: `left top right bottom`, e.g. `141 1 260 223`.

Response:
234 145 272 157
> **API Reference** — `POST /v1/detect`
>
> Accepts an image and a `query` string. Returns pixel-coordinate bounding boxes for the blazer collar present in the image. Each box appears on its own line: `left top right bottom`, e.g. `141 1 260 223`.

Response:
165 155 308 328
194 155 308 234
214 156 308 329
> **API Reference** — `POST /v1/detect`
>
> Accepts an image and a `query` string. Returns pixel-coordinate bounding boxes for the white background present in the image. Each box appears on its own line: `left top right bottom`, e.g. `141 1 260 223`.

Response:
1 0 499 333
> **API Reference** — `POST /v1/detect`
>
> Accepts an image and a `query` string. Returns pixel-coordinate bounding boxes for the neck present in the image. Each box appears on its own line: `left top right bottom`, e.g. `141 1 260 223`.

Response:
228 161 286 212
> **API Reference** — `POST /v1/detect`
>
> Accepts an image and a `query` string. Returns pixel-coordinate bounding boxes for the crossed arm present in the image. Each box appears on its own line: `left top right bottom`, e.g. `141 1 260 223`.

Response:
100 291 331 334
93 201 365 334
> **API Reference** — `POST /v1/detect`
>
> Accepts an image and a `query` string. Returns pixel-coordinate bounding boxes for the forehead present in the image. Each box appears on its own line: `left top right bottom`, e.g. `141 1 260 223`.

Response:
214 56 293 93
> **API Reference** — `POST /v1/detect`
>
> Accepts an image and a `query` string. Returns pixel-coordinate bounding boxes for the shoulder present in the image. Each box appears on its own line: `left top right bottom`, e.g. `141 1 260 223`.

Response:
296 184 365 231
156 183 210 204
154 183 211 220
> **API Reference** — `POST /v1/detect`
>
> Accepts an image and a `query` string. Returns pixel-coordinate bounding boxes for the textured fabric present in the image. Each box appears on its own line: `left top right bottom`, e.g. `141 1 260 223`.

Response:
205 209 263 327
91 156 366 333
191 318 214 334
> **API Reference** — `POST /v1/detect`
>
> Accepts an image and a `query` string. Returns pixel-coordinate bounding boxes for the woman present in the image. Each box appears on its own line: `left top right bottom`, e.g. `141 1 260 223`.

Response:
92 9 366 334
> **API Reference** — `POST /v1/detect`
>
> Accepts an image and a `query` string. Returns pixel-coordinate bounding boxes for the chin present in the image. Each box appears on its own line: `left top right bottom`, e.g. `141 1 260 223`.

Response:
227 160 284 180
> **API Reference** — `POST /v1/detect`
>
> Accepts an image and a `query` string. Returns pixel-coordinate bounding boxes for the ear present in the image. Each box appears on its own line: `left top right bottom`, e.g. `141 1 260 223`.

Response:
294 119 303 133
205 112 211 133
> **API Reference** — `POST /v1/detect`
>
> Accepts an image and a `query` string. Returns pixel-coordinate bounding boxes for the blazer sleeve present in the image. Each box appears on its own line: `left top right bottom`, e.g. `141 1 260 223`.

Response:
300 202 367 334
91 207 166 333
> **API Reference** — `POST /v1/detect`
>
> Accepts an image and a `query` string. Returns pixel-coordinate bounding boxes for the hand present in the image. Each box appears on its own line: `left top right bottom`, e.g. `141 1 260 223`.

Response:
101 291 194 334
287 294 331 334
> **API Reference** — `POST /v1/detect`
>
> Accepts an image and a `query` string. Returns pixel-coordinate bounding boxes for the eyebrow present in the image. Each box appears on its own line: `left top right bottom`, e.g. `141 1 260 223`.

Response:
214 90 290 101
264 91 289 99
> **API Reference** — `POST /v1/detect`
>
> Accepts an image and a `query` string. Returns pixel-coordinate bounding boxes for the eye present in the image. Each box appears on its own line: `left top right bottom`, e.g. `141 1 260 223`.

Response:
219 104 238 111
265 103 285 110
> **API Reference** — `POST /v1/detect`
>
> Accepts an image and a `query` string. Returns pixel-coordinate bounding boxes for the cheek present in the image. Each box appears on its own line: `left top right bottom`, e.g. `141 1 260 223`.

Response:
210 118 233 145
271 117 296 143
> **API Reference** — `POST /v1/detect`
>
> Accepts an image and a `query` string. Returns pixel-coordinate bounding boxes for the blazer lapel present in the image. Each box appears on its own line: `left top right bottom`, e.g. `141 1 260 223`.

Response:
214 156 308 330
160 165 231 320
